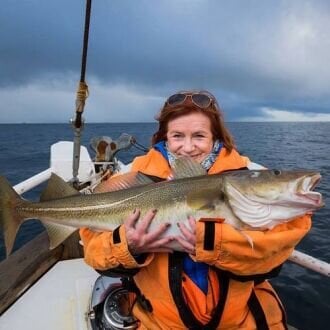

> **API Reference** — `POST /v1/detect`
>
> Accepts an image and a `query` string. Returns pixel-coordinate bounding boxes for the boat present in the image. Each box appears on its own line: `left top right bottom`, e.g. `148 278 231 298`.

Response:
0 1 329 329
0 139 138 330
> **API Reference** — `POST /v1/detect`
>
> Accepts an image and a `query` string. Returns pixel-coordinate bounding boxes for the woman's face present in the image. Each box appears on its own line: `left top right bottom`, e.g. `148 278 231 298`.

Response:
166 112 214 163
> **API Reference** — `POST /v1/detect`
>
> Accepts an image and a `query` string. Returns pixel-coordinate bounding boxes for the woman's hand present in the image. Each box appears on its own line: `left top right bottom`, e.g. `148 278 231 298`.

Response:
173 216 196 255
124 209 174 254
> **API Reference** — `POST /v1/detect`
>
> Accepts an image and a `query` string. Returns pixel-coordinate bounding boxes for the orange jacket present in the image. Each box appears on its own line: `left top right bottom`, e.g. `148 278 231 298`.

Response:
80 147 311 329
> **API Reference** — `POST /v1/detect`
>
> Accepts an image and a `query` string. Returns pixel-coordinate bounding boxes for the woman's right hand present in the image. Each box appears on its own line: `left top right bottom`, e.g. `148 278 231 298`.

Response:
124 209 174 255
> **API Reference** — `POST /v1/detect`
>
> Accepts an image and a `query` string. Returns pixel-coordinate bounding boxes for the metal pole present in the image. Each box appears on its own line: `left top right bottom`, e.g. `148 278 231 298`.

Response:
71 0 92 187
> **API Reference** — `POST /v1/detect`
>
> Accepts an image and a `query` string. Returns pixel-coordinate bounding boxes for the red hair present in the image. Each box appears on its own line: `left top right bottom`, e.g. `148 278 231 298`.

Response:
151 90 235 152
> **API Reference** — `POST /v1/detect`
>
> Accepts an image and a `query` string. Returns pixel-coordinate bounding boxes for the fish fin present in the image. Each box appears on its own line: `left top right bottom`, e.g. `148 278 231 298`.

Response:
43 221 77 249
239 231 254 249
94 171 154 193
0 176 26 257
171 157 207 179
40 173 80 201
186 189 218 211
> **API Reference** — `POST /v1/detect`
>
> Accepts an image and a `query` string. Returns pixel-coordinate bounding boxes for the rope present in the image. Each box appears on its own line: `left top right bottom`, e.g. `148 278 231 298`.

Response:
75 81 89 113
132 140 149 152
79 170 111 194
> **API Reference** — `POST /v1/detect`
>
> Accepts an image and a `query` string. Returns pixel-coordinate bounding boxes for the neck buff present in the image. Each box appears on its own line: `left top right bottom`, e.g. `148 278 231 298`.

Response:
165 139 222 171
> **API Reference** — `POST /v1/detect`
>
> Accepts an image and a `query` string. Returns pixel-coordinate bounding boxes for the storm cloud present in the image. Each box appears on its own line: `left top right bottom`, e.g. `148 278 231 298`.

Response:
1 0 330 122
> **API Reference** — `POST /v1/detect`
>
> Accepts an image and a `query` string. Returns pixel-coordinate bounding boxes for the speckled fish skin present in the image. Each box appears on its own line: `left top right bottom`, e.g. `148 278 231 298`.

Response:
0 168 323 256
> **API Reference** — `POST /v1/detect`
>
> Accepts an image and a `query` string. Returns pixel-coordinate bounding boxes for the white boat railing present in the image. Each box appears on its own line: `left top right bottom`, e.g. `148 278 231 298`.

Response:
289 250 330 277
13 169 52 195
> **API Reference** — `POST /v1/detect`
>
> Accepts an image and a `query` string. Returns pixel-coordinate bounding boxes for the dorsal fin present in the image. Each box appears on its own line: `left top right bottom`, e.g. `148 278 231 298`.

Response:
94 171 154 193
40 173 80 201
171 157 207 179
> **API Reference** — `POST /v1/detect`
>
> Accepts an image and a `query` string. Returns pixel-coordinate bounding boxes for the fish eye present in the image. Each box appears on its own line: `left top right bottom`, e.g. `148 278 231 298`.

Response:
273 169 281 175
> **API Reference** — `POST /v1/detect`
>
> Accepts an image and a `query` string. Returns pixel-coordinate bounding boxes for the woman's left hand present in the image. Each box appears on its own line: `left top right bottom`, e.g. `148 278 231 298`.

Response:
173 216 196 255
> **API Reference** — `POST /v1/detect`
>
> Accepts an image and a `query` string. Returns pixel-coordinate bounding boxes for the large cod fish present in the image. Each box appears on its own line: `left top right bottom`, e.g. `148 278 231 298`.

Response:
0 159 323 257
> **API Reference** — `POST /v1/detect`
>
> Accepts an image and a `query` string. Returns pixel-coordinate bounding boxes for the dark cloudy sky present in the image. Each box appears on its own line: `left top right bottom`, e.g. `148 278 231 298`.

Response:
1 0 330 123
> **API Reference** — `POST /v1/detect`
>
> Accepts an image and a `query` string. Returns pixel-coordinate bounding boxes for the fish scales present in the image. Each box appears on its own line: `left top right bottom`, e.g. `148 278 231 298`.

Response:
15 174 226 229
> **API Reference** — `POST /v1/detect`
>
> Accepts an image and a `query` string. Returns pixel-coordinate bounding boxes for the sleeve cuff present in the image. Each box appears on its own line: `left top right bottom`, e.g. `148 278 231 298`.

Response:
110 225 154 268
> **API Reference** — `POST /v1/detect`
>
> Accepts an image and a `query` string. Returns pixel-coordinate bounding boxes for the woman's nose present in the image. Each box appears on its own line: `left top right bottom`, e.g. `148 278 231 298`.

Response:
182 138 194 152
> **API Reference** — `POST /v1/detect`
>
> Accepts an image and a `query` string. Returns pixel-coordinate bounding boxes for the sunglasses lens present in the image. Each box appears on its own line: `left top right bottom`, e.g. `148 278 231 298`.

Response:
192 94 212 108
167 93 186 106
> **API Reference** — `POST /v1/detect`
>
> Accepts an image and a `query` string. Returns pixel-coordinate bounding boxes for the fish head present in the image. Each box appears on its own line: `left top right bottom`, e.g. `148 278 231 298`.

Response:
223 169 323 229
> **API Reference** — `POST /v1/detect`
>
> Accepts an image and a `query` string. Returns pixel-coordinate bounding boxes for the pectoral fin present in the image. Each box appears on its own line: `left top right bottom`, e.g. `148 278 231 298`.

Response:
186 189 219 211
240 231 254 249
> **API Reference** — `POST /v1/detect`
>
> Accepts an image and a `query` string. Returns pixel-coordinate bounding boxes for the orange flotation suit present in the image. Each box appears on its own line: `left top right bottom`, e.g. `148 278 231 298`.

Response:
80 147 311 329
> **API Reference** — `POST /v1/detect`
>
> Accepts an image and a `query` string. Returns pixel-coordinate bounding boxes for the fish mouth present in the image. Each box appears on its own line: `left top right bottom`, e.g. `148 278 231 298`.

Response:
297 174 323 207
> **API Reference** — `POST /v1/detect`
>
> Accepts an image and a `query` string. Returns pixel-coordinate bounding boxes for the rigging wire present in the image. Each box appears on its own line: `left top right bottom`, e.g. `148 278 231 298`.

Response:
131 140 149 153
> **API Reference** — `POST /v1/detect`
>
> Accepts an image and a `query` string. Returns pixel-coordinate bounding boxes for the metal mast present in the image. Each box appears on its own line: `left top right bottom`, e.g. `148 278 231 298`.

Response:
71 0 92 187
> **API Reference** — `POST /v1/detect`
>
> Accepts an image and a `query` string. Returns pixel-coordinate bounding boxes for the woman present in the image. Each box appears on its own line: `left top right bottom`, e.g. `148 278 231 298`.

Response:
80 90 311 329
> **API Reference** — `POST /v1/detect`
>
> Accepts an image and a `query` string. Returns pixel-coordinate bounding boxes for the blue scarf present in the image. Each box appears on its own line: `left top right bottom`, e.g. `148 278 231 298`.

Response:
153 140 222 294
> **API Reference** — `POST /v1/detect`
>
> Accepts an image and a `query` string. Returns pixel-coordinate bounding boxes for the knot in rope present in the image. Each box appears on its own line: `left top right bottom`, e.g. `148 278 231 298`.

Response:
75 81 89 113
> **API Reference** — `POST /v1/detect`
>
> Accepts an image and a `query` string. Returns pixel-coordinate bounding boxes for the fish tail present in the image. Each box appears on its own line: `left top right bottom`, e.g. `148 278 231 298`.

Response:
0 176 25 257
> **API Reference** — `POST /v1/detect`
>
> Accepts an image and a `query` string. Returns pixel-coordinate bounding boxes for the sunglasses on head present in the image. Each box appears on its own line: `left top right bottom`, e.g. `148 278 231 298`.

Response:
166 92 214 109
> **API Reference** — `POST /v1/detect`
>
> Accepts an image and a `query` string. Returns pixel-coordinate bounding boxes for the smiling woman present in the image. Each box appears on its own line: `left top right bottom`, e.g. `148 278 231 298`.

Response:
79 89 314 329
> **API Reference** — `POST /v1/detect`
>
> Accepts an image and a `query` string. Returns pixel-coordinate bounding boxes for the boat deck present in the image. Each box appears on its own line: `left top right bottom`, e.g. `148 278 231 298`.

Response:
1 259 98 330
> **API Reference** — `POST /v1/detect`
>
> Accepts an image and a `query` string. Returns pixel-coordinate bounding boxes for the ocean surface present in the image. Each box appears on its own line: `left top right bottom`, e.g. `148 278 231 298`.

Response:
0 122 329 329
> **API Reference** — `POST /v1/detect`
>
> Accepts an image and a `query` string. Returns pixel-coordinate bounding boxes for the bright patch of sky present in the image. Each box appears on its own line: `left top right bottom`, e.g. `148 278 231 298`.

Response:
240 107 330 122
0 80 163 123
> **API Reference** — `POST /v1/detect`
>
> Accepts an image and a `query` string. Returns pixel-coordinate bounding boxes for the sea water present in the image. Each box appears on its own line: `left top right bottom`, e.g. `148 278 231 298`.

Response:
0 122 329 329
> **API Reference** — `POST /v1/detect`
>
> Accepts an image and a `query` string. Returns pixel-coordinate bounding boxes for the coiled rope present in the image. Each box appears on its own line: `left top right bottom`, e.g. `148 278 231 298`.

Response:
75 81 89 115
